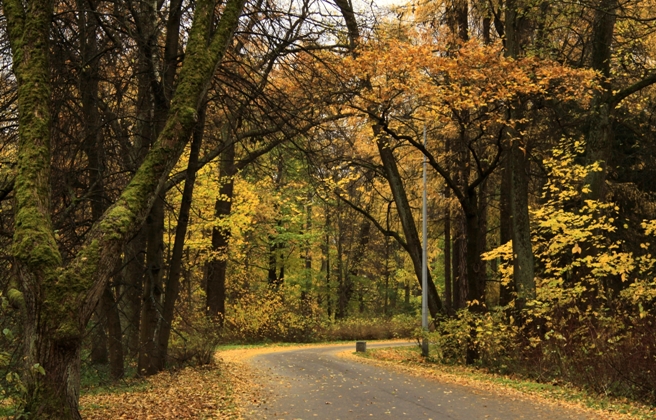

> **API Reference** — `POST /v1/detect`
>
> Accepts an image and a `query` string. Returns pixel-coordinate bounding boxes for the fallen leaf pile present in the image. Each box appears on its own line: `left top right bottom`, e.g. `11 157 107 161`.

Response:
80 363 239 419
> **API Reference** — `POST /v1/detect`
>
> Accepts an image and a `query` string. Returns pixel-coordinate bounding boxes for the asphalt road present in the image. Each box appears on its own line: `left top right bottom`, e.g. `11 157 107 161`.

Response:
244 342 594 420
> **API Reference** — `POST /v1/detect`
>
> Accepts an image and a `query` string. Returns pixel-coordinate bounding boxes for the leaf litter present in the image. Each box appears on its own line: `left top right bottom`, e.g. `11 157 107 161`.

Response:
80 362 240 419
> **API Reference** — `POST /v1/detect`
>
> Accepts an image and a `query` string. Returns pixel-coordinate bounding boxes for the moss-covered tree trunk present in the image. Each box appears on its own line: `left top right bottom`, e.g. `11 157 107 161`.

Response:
6 0 246 414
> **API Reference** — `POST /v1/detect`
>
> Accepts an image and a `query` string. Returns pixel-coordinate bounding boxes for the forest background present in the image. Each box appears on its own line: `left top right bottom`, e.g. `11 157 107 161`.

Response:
0 0 656 417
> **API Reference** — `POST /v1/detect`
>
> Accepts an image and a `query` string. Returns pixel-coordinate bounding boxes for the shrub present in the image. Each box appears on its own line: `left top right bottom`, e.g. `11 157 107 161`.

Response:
325 315 417 341
168 314 222 368
221 288 324 343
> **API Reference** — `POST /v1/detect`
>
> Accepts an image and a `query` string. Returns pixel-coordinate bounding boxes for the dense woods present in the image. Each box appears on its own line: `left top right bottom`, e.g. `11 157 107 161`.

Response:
1 0 656 417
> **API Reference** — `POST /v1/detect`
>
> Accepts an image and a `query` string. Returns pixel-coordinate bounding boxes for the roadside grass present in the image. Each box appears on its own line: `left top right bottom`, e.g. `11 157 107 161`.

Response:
355 345 656 420
215 339 354 352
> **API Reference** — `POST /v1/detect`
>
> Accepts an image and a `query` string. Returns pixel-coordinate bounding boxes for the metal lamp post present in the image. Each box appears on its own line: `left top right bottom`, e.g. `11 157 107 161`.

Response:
421 125 429 357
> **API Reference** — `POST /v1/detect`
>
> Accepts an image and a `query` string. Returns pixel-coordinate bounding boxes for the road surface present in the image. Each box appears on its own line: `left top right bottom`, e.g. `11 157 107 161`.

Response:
242 342 594 420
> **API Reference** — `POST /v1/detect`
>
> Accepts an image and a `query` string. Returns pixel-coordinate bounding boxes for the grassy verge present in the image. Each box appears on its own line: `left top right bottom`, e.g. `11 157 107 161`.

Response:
215 339 358 352
353 346 656 420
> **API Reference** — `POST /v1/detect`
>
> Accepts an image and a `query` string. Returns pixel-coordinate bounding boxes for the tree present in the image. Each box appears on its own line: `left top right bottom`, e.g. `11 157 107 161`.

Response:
4 0 246 414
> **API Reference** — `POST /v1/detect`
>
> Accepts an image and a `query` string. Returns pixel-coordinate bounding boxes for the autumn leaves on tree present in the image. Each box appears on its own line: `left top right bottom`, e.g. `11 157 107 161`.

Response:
1 0 656 417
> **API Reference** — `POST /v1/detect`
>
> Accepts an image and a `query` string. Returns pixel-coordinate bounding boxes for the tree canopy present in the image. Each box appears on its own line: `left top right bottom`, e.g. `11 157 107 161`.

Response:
1 0 656 416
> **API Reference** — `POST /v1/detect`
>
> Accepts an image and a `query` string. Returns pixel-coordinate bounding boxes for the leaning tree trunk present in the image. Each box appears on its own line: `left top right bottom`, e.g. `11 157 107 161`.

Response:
375 128 443 317
6 0 246 414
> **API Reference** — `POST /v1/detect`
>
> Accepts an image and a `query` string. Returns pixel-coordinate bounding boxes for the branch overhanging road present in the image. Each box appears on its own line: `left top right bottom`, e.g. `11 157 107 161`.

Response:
236 341 596 420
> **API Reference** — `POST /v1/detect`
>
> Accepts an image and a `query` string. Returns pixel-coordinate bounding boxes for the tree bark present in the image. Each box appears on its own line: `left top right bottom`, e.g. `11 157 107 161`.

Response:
335 204 346 318
155 105 204 370
206 137 236 319
509 141 535 304
444 193 452 315
499 158 515 306
7 0 246 413
343 218 371 317
102 284 124 380
321 208 332 318
138 196 165 375
375 128 442 317
583 0 618 200
505 0 536 304
124 229 146 356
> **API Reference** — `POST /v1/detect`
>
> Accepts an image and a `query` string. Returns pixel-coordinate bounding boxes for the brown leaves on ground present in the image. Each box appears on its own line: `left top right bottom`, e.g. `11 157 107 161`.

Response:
80 363 239 419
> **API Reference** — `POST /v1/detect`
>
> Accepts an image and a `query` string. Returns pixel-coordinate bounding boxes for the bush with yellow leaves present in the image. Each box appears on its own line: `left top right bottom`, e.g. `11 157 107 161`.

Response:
437 138 656 403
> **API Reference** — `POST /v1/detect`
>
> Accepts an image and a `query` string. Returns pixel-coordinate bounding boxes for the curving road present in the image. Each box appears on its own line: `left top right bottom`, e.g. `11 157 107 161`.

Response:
243 342 594 420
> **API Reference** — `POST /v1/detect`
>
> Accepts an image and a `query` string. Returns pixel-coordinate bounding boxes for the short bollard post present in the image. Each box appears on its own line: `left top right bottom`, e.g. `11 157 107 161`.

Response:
356 341 367 352
421 338 429 357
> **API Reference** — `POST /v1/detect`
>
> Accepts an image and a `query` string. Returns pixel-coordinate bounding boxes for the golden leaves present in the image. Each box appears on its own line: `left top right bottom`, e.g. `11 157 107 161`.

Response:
338 37 596 125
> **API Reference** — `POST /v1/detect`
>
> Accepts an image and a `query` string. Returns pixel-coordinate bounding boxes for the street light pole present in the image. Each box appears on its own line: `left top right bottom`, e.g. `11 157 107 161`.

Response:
421 124 429 357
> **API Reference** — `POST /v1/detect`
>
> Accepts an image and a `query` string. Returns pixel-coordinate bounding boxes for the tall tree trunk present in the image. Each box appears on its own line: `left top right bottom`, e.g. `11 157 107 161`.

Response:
464 194 485 308
89 311 108 365
78 0 116 368
444 189 452 315
321 208 332 318
136 0 184 373
505 0 536 304
335 206 346 318
375 128 442 317
124 230 146 356
121 31 156 358
499 158 514 306
304 198 313 288
138 197 165 375
343 218 371 317
583 0 618 200
478 179 489 305
453 211 468 310
384 236 390 315
509 141 535 304
155 105 205 370
102 283 124 380
206 137 236 319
